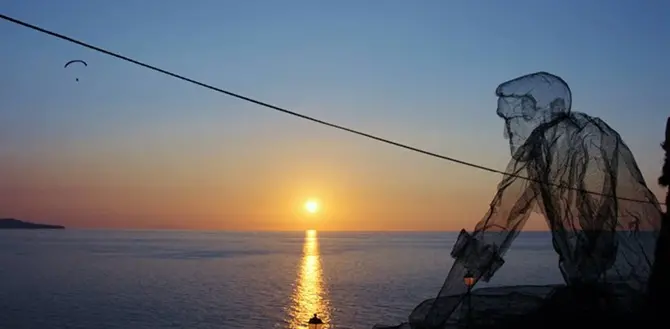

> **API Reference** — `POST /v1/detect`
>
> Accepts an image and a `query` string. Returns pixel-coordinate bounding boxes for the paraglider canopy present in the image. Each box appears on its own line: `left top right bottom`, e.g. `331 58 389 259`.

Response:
64 59 87 82
64 59 87 68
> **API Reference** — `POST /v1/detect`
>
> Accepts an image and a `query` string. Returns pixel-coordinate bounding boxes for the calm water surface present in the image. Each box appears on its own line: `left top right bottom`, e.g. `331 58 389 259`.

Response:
0 230 563 329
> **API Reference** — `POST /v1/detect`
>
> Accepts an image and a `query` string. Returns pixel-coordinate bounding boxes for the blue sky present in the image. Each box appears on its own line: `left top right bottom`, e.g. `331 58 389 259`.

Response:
0 0 669 230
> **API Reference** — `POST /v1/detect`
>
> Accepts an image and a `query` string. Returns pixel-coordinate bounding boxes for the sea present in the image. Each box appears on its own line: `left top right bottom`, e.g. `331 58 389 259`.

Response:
0 230 564 329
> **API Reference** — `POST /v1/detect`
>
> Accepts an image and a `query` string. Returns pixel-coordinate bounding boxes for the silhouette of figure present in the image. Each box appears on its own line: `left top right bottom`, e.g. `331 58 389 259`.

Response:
309 313 323 326
410 72 663 329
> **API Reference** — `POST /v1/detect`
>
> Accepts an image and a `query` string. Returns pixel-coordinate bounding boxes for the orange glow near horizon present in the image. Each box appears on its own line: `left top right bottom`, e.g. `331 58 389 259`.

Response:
1 131 666 232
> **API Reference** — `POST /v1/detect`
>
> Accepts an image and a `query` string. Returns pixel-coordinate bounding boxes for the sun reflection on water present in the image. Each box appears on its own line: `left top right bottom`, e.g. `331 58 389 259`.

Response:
286 230 332 329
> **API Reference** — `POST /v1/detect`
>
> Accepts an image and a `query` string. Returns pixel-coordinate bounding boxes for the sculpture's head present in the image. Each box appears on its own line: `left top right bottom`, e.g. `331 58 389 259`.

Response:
495 72 572 157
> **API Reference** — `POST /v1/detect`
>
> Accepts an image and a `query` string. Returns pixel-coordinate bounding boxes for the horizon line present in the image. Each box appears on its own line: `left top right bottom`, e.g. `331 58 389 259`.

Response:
34 227 655 233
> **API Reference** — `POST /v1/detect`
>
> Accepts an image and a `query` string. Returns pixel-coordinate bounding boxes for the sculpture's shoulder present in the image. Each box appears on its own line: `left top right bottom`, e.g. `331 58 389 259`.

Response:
526 112 627 164
567 112 619 138
542 112 623 148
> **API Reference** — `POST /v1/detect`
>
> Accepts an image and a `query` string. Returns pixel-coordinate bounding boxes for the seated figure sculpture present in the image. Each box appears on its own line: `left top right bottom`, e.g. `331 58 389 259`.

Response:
409 72 663 329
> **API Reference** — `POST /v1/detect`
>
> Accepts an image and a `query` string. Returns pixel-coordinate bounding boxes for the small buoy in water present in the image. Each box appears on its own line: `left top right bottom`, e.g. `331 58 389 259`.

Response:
76 78 79 82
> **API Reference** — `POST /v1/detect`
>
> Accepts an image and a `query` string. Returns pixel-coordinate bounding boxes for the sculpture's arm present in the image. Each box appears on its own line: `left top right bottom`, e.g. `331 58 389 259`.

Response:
552 127 620 281
419 161 538 328
447 158 539 287
456 160 538 279
421 160 539 327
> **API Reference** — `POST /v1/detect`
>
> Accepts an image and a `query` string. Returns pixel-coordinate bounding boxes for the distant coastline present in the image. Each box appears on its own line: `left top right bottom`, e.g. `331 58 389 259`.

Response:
0 218 65 229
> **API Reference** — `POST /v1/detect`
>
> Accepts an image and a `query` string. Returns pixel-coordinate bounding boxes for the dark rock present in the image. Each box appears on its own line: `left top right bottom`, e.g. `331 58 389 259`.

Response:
0 218 65 229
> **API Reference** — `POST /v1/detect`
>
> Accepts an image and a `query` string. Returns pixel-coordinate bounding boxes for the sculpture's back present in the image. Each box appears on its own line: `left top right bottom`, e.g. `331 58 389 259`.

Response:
532 111 661 291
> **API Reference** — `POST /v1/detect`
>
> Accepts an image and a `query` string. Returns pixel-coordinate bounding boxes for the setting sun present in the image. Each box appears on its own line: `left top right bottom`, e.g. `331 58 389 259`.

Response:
304 200 320 214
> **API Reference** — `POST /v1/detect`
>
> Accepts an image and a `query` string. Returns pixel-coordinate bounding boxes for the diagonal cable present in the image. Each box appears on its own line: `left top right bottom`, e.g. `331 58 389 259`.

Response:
0 13 664 206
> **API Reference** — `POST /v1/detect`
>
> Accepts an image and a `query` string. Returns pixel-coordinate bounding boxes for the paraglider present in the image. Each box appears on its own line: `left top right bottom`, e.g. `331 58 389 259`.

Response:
64 59 87 81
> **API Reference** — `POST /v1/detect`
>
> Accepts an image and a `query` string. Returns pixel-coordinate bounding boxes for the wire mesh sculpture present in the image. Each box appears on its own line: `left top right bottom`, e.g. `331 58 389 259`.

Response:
402 72 663 329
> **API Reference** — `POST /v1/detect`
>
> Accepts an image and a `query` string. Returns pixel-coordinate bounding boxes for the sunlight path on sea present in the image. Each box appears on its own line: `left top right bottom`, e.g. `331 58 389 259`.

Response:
285 230 333 328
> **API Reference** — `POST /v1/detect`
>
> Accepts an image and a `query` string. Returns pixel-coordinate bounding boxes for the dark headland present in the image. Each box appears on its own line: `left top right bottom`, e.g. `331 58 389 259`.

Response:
0 218 65 229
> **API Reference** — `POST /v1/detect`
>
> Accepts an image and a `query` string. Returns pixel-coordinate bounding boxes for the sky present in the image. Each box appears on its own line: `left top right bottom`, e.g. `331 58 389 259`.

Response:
0 0 669 231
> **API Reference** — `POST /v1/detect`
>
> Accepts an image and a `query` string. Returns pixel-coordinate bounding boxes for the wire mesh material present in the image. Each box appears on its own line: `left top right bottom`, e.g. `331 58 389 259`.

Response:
380 72 663 329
